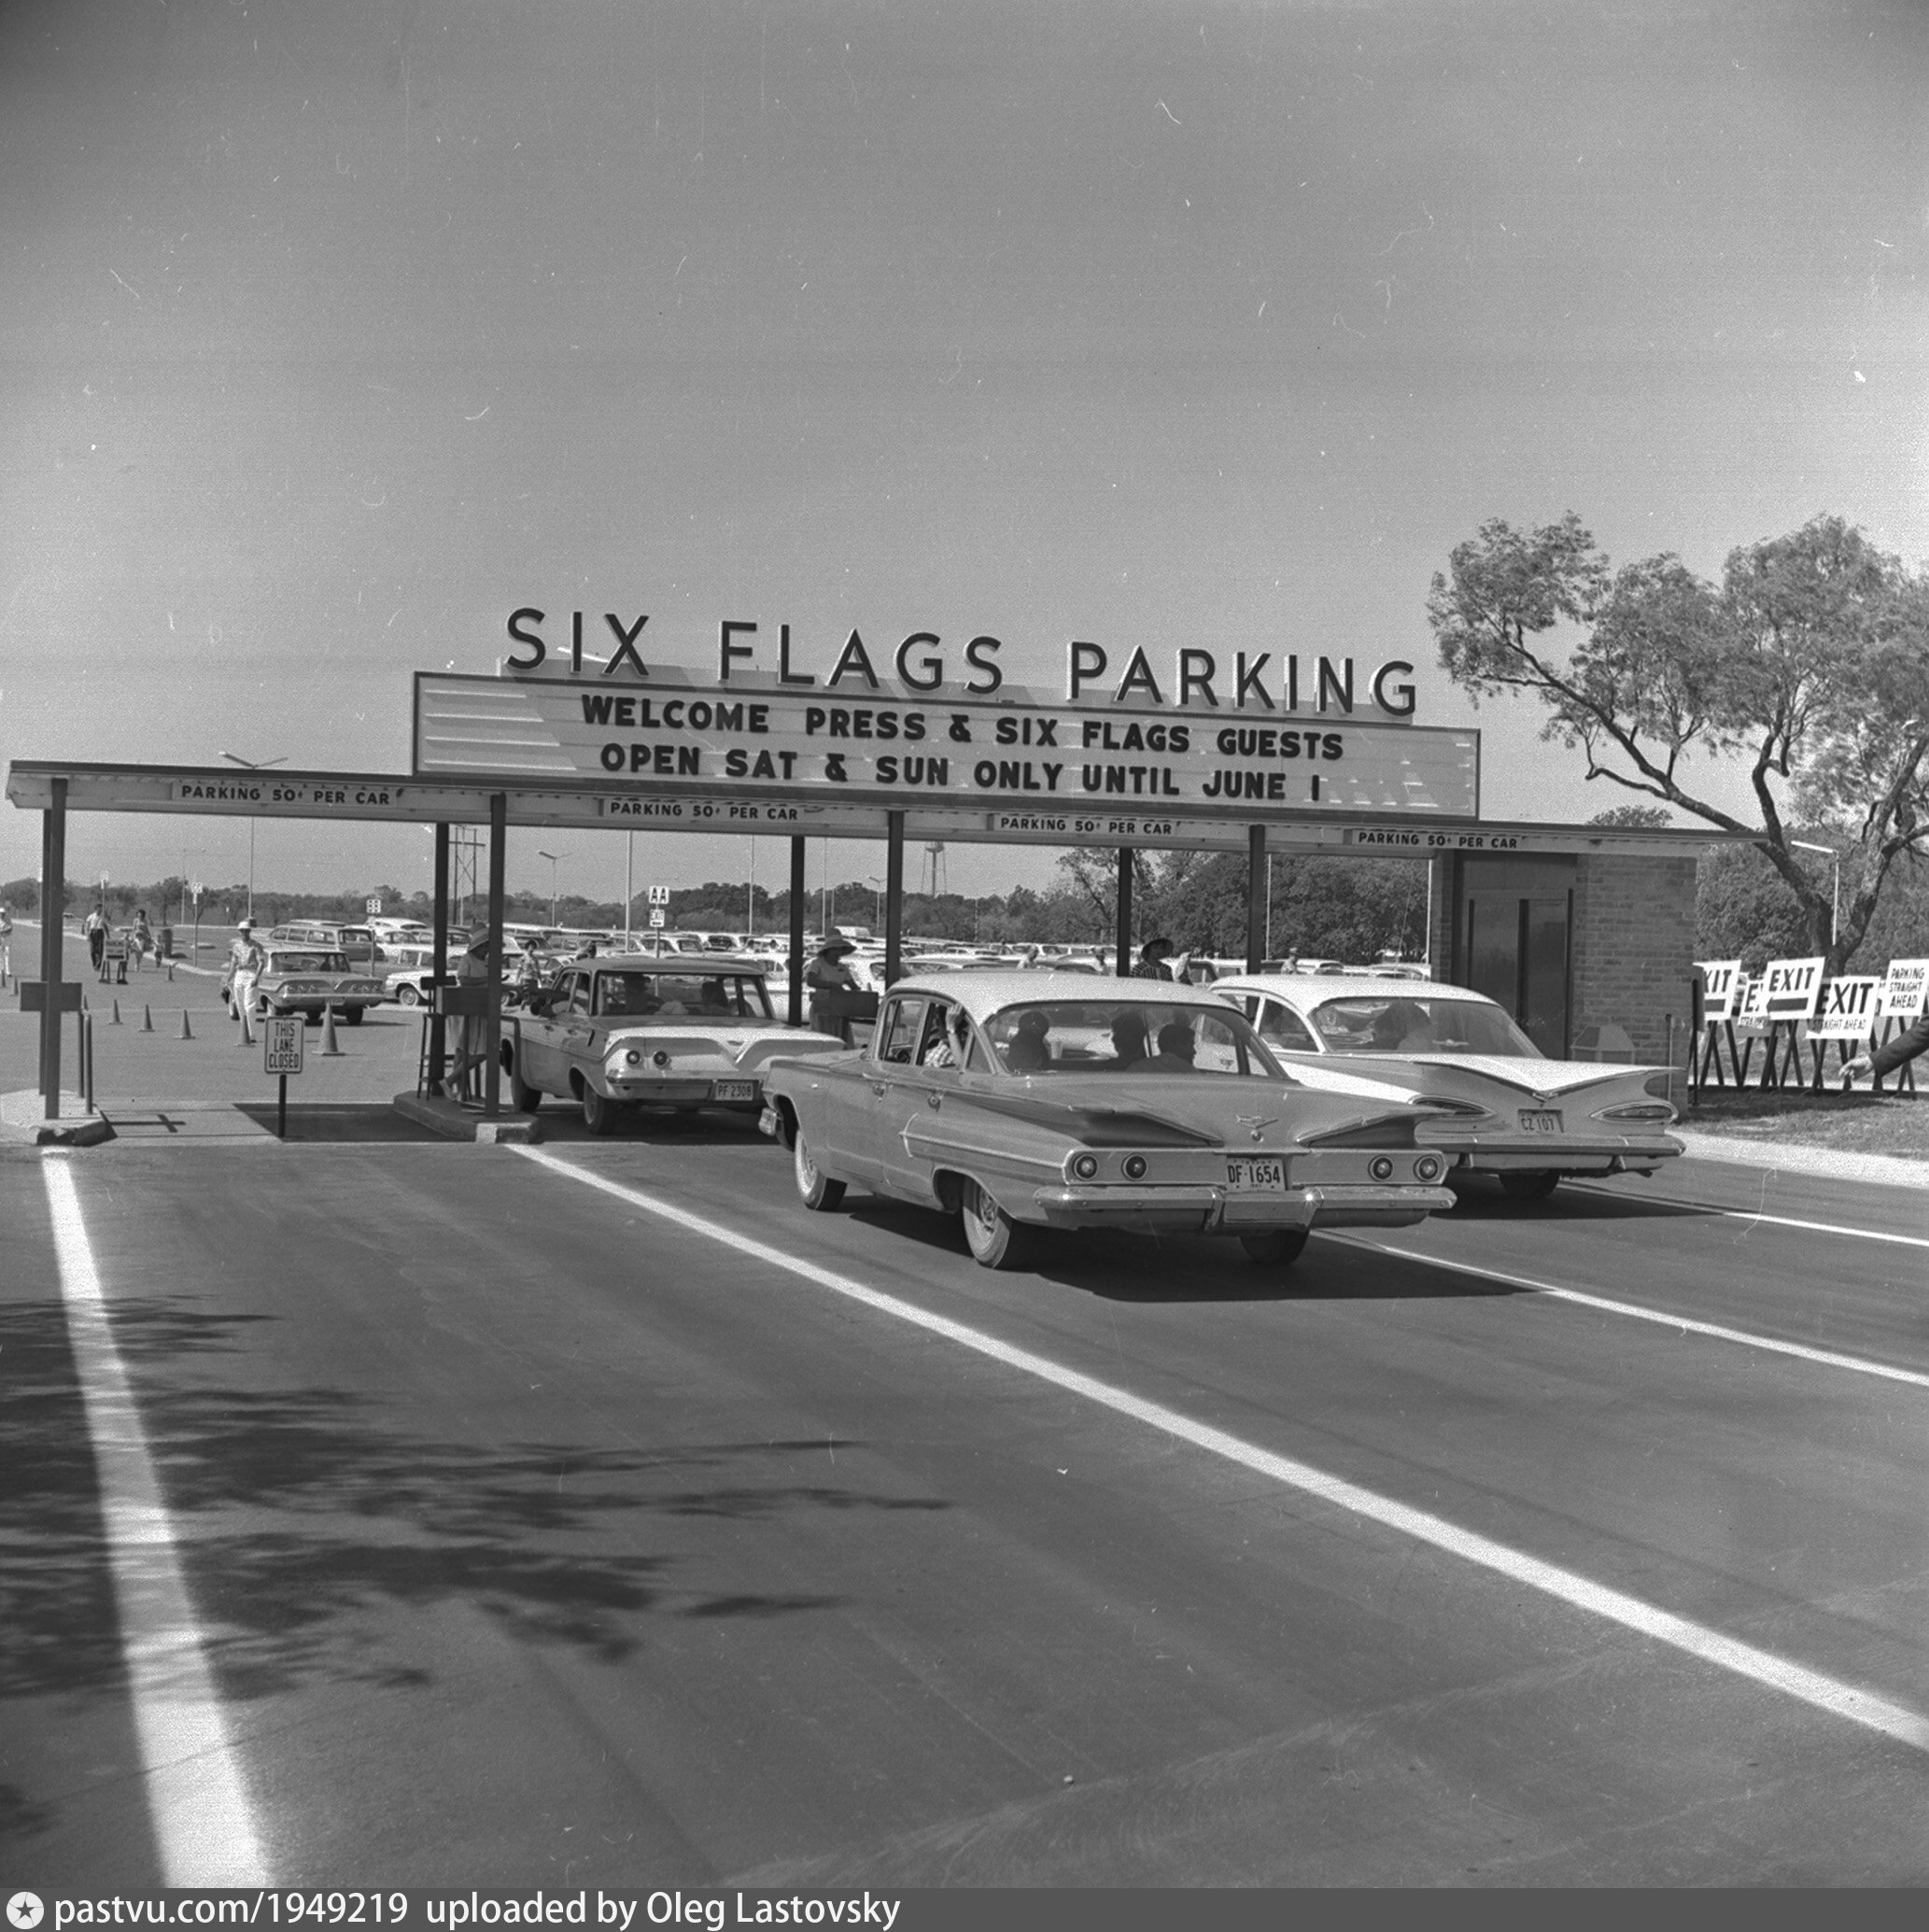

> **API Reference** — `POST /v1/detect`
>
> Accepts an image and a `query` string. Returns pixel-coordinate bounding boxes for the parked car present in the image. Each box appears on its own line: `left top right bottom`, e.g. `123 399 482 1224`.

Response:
222 945 389 1024
1210 974 1683 1199
758 971 1456 1271
500 956 847 1132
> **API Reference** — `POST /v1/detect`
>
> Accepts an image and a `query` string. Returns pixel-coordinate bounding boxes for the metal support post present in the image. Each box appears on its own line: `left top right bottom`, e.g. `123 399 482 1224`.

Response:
429 824 450 1094
788 837 806 1026
1246 825 1266 974
484 794 507 1118
41 780 68 1119
1114 846 1133 977
884 811 905 988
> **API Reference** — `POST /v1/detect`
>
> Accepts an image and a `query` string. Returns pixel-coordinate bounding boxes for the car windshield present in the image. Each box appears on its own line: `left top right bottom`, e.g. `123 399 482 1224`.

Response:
1310 995 1540 1057
592 970 772 1020
982 1000 1280 1077
269 951 348 973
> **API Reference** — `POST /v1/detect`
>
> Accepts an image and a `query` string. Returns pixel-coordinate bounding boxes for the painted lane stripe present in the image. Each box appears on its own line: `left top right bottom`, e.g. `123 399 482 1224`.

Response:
1568 1183 1929 1251
512 1143 1929 1755
1325 1236 1929 1392
42 1157 270 1885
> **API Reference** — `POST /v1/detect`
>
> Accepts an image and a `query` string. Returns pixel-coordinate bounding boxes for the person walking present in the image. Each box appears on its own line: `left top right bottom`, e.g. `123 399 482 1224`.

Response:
85 904 108 980
230 918 265 1022
131 907 154 972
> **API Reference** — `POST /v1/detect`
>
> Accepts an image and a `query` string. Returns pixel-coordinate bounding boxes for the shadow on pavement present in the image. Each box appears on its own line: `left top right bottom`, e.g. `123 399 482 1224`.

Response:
835 1198 1529 1305
0 1295 950 1706
232 1102 447 1142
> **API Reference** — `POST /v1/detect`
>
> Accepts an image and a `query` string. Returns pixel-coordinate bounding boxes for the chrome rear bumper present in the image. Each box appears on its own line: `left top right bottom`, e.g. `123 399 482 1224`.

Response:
1028 1182 1455 1233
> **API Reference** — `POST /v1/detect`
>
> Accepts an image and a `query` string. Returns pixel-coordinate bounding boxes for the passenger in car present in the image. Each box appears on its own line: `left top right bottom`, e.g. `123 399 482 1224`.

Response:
1144 1021 1198 1073
1003 1009 1053 1072
1107 1011 1149 1069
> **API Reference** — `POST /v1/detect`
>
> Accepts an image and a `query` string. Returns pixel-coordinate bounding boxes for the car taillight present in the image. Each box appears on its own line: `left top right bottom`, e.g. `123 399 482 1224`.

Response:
1122 1155 1148 1179
1069 1153 1100 1181
1599 1101 1675 1121
625 1050 641 1065
1414 1154 1444 1182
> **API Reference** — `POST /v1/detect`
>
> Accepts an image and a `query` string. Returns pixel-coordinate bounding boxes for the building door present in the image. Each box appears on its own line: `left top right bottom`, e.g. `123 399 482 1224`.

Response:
1457 856 1574 1057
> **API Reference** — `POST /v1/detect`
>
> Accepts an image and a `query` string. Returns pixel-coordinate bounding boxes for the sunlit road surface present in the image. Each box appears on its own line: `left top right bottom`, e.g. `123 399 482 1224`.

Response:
4 1118 1924 1886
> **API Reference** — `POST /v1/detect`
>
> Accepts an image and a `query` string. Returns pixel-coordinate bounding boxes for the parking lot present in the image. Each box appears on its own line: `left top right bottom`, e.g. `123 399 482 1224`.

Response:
5 1078 1924 1885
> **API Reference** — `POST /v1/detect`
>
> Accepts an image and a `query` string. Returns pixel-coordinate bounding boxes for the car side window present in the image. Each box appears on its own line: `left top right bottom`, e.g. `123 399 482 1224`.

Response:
559 972 590 1016
1258 1000 1318 1052
875 997 927 1065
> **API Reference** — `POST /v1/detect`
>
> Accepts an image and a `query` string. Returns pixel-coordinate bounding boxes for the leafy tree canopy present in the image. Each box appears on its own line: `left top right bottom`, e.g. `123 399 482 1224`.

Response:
1429 512 1929 971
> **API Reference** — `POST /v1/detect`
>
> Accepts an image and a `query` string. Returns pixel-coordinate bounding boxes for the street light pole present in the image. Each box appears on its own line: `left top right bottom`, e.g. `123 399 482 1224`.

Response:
537 850 566 929
1790 840 1841 949
221 752 288 921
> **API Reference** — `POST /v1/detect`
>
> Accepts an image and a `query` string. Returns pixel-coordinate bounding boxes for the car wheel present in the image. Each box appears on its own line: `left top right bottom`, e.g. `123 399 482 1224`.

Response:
961 1178 1035 1270
1238 1229 1310 1268
397 984 420 1008
582 1084 619 1135
343 1005 364 1026
1499 1171 1559 1202
794 1130 846 1210
508 1059 542 1115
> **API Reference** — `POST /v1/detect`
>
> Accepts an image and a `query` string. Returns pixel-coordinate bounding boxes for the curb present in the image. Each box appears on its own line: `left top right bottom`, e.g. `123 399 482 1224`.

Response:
392 1090 542 1144
1675 1128 1929 1191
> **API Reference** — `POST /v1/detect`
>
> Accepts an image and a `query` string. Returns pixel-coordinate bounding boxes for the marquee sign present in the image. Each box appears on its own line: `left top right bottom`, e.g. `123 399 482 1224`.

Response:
412 671 1480 823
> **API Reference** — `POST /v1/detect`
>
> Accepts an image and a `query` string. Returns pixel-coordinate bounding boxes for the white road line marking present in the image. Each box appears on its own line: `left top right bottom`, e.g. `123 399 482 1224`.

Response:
1326 1236 1929 1391
513 1144 1929 1756
41 1157 270 1886
1570 1183 1929 1250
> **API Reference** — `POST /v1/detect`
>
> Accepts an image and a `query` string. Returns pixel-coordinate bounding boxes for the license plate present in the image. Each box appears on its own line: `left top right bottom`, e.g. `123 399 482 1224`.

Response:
1518 1109 1564 1134
1225 1156 1286 1192
712 1079 757 1103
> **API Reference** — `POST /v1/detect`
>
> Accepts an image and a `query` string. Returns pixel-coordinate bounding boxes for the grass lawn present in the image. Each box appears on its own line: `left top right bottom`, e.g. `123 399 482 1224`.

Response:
1681 1084 1929 1161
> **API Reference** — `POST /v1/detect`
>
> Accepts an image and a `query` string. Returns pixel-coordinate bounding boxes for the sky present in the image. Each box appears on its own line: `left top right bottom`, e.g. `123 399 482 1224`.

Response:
3 0 1924 910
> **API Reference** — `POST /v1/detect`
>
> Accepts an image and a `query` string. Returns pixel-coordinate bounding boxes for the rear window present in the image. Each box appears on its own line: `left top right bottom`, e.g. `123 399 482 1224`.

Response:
268 951 349 973
1310 995 1539 1057
592 972 772 1020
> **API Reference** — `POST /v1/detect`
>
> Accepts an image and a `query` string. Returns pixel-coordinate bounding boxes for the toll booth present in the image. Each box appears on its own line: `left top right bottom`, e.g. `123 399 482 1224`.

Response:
1426 843 1703 1065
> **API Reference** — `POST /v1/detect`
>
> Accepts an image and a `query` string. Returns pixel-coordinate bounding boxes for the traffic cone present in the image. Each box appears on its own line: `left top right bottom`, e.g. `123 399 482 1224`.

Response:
110 998 122 1025
178 1008 193 1040
141 1003 154 1032
319 1004 345 1057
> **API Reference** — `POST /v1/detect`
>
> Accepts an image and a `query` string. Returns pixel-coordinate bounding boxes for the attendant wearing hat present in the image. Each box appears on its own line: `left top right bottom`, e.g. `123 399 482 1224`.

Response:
807 936 859 1042
230 918 265 1021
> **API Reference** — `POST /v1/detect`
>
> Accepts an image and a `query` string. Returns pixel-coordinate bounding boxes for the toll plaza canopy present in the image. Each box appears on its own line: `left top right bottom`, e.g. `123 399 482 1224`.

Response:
6 639 1739 1119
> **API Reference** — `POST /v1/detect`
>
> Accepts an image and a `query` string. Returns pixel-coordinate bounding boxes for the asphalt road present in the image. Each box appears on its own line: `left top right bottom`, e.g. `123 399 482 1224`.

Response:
3 1112 1924 1887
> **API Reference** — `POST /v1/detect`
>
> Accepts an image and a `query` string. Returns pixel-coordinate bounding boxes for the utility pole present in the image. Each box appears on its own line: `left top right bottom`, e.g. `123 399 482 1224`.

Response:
221 751 287 920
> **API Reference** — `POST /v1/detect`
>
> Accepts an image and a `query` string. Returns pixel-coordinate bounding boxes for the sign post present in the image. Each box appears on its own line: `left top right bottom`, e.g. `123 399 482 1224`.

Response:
648 885 669 956
263 1012 304 1138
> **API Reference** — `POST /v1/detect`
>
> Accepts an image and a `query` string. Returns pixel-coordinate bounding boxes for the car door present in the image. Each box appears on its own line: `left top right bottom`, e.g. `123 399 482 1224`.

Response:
871 996 965 1201
843 994 933 1190
519 968 583 1090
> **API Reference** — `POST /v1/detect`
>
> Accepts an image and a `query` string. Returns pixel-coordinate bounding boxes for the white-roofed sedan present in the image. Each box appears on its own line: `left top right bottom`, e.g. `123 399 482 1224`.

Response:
1211 973 1683 1201
503 955 847 1134
758 971 1457 1272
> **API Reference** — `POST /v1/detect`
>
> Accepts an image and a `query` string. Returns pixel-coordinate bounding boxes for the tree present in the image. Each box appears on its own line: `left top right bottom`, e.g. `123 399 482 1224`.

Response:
1428 513 1929 973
